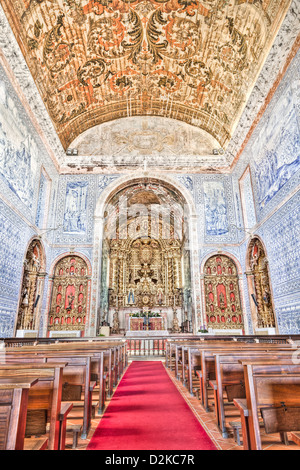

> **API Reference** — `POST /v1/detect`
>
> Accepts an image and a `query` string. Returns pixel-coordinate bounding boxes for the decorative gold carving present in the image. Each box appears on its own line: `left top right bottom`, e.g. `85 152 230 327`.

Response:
111 310 120 334
172 308 181 333
107 216 183 309
248 238 275 329
204 255 244 330
104 182 190 330
48 256 88 331
108 235 183 310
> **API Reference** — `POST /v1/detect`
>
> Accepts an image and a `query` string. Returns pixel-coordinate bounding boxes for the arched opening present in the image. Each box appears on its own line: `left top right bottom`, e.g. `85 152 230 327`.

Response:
203 254 244 332
246 237 277 333
101 180 192 334
16 238 45 334
91 174 202 336
47 255 90 334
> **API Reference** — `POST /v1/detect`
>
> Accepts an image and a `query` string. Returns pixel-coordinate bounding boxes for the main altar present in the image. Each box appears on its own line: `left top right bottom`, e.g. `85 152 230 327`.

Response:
125 309 167 330
124 311 169 337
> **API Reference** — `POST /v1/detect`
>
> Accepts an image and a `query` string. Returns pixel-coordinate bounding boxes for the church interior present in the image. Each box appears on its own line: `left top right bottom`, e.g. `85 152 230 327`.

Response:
0 0 299 452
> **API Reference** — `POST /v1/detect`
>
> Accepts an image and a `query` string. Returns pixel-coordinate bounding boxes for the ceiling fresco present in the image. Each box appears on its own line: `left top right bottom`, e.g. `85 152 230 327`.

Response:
0 0 292 156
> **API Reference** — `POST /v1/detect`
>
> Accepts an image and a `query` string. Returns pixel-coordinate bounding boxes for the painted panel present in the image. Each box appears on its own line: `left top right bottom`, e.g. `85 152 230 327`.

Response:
0 199 30 337
0 79 38 210
251 67 300 213
63 181 88 234
203 181 229 236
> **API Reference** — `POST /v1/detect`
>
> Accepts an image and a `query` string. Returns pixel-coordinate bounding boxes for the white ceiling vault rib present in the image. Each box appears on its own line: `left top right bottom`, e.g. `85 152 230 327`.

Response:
0 0 298 173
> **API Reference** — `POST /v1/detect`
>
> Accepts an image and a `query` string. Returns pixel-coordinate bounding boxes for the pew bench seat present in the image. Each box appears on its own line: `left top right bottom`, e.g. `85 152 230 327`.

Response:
291 432 300 447
24 437 48 451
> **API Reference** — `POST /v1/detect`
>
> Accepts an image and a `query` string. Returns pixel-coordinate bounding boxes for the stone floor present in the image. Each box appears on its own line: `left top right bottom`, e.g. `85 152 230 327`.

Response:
62 359 300 451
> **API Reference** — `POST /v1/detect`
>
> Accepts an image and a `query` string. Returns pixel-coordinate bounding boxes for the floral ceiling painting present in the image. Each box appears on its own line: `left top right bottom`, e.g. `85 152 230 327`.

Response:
0 0 291 153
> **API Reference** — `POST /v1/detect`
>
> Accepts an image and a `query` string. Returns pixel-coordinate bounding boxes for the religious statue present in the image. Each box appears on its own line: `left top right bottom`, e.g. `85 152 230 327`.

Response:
157 288 163 305
21 287 29 307
263 288 271 307
66 294 75 311
112 310 120 334
250 241 260 270
128 287 135 305
219 292 226 309
172 309 181 333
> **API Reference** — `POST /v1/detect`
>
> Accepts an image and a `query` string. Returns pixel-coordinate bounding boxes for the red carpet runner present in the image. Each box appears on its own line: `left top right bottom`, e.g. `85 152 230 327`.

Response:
87 361 216 450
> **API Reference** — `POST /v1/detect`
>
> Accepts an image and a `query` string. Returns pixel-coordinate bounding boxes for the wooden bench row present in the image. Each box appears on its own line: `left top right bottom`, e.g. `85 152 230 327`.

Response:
166 337 300 450
0 339 127 450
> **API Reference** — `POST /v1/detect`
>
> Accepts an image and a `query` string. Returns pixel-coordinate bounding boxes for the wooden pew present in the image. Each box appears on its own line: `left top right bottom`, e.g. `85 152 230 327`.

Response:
210 351 297 438
2 341 125 436
187 343 295 410
19 340 125 398
35 342 120 402
0 340 126 434
184 342 255 399
166 335 295 375
0 349 95 440
171 341 231 391
0 376 46 450
166 336 248 374
0 362 72 450
173 341 226 383
234 360 300 450
175 340 248 389
36 354 95 440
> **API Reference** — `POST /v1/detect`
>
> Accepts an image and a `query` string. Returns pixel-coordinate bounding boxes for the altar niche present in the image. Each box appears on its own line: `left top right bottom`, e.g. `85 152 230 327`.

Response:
47 255 90 333
203 254 244 331
246 237 277 333
100 181 192 333
16 238 45 334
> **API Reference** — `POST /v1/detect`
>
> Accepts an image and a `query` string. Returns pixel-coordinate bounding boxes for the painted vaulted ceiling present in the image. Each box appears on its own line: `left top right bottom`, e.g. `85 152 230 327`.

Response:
0 0 293 167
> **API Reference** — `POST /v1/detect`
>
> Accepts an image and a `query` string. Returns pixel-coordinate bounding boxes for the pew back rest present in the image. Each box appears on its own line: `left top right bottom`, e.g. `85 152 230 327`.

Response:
247 363 300 408
0 365 66 441
216 352 297 385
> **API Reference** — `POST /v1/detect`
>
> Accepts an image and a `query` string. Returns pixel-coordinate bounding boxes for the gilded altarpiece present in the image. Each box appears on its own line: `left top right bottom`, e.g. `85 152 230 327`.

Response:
204 255 244 330
16 239 45 331
108 235 183 311
102 182 191 332
247 238 276 329
48 256 89 331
